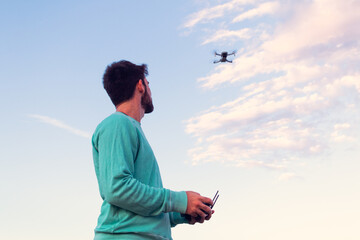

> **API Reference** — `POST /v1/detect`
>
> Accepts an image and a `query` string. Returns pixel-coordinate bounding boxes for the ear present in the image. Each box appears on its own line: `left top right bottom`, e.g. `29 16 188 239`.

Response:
136 79 145 94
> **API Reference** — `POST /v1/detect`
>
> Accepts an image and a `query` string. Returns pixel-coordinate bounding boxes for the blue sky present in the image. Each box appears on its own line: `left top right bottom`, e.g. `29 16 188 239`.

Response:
1 0 360 239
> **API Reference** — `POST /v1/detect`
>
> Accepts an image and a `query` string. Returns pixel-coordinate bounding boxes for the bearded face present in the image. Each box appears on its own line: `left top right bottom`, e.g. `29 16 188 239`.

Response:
141 86 154 114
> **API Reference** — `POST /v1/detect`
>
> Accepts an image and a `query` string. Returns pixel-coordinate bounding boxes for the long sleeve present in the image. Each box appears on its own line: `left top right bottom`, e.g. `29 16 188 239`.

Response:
169 212 189 227
92 115 187 217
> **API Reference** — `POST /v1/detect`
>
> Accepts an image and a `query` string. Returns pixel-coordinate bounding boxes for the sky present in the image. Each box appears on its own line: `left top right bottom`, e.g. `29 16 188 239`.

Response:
1 0 359 239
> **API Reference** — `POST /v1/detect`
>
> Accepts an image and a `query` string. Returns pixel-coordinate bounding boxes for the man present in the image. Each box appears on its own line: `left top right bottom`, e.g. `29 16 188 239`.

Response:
92 60 214 240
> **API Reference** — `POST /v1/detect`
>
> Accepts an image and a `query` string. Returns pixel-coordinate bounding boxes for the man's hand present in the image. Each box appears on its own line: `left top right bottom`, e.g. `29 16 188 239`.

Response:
187 210 215 225
185 191 214 223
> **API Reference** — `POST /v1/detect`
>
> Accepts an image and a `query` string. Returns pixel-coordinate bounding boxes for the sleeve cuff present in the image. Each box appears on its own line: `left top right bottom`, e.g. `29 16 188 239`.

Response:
170 212 189 227
168 190 188 214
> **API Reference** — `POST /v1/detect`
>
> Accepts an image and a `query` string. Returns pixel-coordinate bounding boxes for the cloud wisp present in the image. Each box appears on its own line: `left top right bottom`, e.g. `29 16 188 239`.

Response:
183 0 250 28
232 1 280 23
29 114 91 139
183 0 360 171
201 28 251 45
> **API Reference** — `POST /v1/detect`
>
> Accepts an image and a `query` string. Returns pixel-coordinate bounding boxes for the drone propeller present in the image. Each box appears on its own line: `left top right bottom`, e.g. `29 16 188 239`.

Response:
229 50 237 56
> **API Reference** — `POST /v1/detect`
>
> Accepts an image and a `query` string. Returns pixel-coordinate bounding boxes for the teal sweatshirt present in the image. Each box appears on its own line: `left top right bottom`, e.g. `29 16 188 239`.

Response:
92 112 188 240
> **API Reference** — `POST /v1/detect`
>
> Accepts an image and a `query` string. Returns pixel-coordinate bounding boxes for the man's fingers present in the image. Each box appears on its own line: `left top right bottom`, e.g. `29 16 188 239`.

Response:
186 191 205 216
200 204 212 215
193 208 215 223
201 196 213 206
196 209 207 219
195 214 205 223
205 209 215 220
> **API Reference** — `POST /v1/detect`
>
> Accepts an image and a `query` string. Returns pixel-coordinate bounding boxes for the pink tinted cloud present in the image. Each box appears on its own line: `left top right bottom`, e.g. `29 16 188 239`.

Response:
184 0 360 169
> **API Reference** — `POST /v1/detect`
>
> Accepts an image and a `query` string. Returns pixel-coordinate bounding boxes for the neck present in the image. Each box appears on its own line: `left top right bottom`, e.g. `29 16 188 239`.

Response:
116 98 144 123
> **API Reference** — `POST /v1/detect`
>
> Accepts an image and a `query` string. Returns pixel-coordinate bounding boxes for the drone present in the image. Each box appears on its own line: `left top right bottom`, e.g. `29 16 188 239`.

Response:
214 50 236 63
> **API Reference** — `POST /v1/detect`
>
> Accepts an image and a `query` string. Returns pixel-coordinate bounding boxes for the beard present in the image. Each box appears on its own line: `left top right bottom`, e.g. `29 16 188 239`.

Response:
141 90 154 114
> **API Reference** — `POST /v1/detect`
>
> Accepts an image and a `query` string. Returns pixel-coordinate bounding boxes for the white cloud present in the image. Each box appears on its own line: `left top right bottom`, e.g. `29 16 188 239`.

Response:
334 123 350 130
29 114 91 139
331 123 355 143
202 28 251 45
183 0 360 169
232 1 280 22
278 172 302 181
183 0 258 28
262 0 360 58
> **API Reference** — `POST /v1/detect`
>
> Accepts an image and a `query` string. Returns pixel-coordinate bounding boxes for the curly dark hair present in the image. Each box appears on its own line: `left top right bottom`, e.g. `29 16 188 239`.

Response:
103 60 148 106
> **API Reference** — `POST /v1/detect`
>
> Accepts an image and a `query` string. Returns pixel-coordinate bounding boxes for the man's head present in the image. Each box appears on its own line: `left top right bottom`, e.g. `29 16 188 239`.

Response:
103 60 153 113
